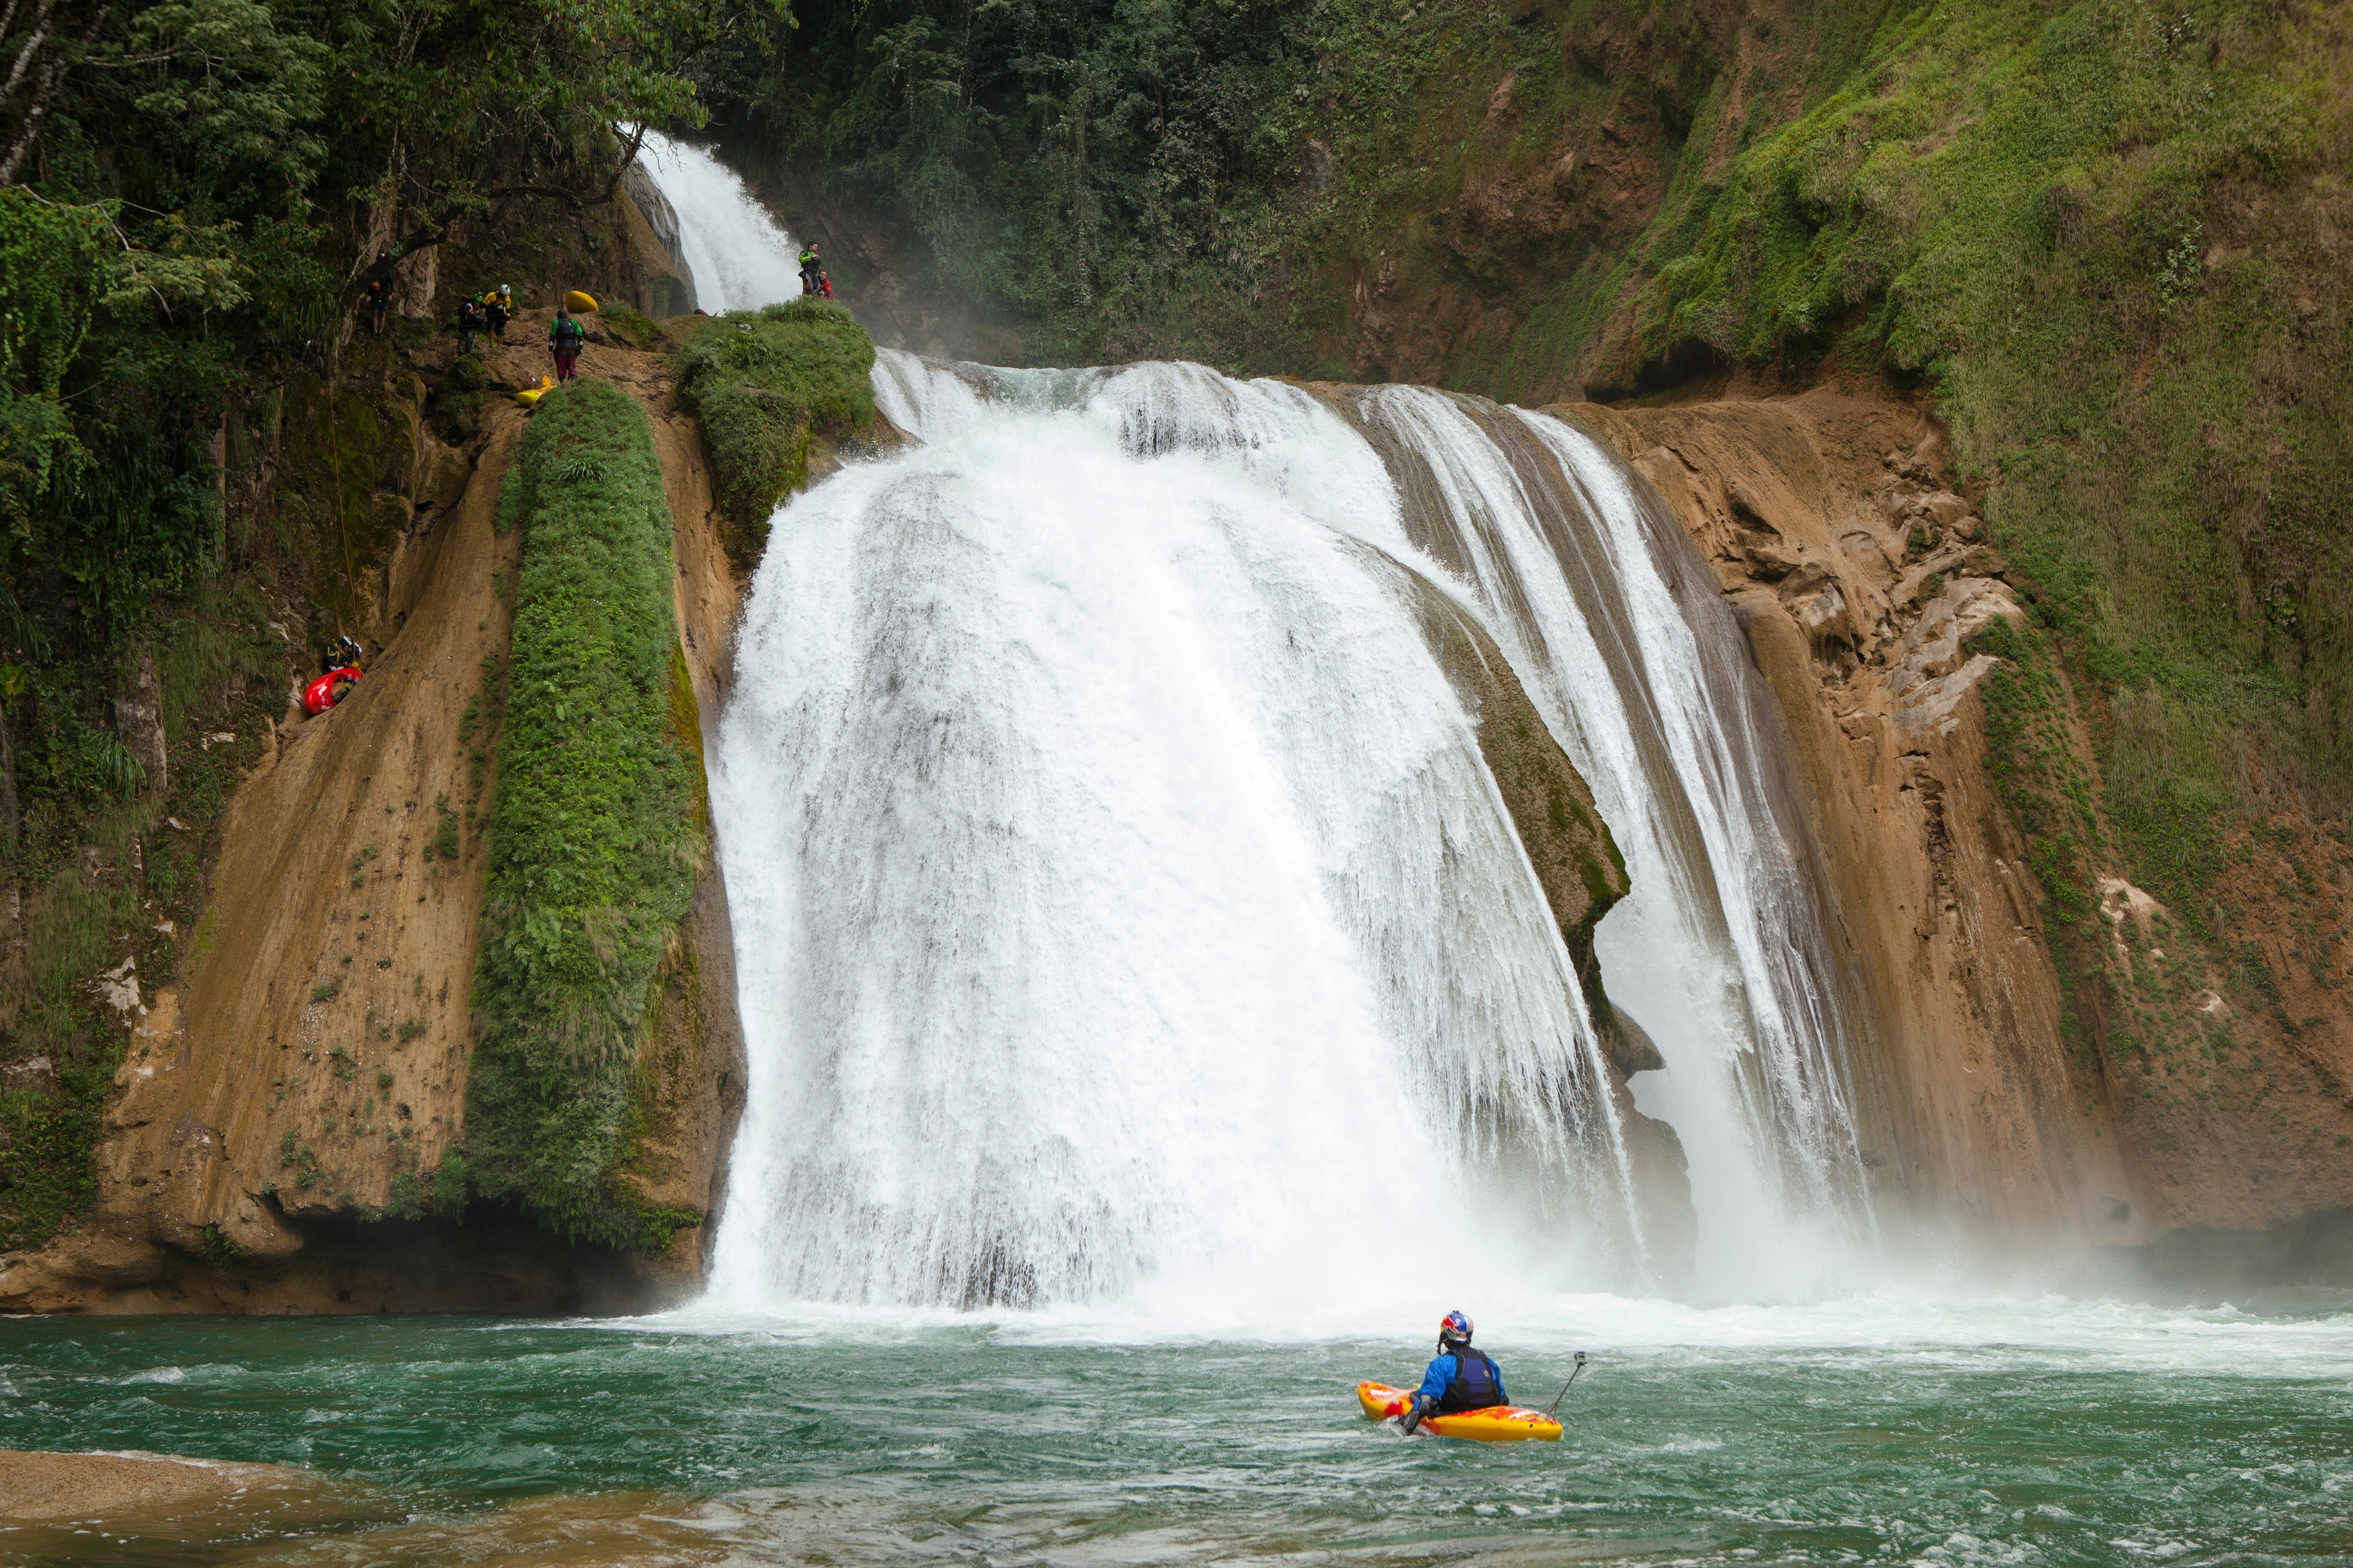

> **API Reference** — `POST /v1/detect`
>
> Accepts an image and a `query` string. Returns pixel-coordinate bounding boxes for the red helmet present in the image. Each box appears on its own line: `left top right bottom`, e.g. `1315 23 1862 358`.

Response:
1440 1310 1473 1345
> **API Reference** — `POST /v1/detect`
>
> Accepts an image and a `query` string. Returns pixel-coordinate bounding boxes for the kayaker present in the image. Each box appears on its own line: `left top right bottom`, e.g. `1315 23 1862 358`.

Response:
1399 1311 1507 1435
303 636 366 716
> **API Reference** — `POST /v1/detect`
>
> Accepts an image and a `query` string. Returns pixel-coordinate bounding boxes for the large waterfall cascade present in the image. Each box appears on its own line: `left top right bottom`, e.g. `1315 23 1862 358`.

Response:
642 153 1875 1312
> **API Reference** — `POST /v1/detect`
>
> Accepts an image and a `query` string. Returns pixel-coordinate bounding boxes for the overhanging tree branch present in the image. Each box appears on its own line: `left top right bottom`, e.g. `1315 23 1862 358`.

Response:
1 0 110 185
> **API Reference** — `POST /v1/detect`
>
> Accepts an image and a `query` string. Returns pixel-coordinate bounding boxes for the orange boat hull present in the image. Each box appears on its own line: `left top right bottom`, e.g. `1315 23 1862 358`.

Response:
1357 1380 1562 1442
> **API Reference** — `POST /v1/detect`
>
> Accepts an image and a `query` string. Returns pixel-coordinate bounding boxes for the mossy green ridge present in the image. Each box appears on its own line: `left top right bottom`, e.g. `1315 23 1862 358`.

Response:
1631 0 2348 808
464 380 703 1251
673 300 877 568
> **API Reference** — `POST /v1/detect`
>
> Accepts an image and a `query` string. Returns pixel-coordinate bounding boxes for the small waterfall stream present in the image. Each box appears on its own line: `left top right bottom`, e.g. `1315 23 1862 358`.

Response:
637 132 799 312
640 153 1875 1310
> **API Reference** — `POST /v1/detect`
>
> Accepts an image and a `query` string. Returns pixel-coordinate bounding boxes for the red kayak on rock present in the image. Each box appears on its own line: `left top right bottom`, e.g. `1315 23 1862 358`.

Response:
304 665 362 716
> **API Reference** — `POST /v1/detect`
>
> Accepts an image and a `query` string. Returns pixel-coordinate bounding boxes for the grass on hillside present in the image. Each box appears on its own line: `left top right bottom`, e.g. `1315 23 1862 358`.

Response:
1641 0 2347 813
464 379 703 1251
672 299 876 568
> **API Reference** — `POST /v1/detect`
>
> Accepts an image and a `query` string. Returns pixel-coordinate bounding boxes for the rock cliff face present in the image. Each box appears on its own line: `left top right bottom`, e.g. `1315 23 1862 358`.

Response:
0 319 750 1314
9 312 2342 1308
1564 381 2353 1260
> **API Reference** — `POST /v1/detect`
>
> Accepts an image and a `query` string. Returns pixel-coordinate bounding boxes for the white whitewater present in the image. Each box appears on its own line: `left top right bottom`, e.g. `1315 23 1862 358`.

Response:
637 132 799 312
1340 391 1869 1292
638 149 1873 1309
705 362 1643 1311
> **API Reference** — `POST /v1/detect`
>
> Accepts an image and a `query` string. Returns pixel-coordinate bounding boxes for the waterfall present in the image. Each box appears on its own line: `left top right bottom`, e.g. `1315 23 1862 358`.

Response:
699 342 1876 1313
636 98 1875 1313
704 359 1650 1312
1341 390 1870 1292
636 132 799 312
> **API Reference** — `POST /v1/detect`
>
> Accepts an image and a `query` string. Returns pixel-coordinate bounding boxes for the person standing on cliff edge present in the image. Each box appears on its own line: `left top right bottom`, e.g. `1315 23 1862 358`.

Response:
798 241 821 296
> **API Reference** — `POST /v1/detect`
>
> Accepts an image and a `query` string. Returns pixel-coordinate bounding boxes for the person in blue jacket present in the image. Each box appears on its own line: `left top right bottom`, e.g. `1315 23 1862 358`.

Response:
1400 1310 1507 1434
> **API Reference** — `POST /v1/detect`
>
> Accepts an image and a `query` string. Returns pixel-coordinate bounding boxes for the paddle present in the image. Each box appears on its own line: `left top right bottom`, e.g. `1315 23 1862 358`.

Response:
1543 1350 1589 1418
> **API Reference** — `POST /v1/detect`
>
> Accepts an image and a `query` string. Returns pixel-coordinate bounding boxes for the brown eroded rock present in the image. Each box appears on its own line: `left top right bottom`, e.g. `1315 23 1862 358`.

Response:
1563 385 2141 1246
1 323 753 1313
72 402 530 1278
0 1448 367 1550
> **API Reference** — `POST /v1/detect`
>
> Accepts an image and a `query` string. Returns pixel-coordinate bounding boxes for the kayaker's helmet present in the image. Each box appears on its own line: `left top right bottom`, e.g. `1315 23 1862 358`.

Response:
1439 1311 1473 1347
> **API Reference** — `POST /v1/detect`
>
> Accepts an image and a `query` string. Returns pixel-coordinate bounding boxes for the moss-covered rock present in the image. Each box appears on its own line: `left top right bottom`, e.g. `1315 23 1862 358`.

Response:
672 299 876 570
463 379 703 1250
1400 564 1631 997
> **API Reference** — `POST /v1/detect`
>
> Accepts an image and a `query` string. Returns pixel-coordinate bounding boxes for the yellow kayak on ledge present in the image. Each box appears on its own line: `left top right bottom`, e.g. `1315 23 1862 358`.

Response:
1357 1380 1562 1442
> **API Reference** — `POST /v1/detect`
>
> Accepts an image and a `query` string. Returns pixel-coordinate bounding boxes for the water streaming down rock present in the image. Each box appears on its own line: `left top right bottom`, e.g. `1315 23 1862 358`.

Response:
1339 390 1872 1292
640 107 1873 1309
705 358 1651 1310
636 132 799 312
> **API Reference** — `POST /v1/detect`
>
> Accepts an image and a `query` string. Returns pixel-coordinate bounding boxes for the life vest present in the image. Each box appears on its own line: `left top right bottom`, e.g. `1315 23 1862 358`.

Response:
303 666 362 716
1436 1347 1503 1414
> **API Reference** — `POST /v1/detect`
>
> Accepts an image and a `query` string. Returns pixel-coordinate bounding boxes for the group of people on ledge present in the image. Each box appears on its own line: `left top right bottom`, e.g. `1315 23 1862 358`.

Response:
798 242 833 299
455 284 515 353
369 240 834 394
426 279 583 383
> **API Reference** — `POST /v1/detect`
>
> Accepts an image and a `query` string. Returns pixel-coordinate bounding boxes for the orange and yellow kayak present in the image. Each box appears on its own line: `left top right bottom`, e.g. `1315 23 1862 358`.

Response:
1357 1380 1562 1442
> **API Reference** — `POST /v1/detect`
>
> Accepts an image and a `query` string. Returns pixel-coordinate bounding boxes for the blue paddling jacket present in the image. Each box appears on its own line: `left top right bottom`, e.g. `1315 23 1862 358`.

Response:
1416 1347 1507 1413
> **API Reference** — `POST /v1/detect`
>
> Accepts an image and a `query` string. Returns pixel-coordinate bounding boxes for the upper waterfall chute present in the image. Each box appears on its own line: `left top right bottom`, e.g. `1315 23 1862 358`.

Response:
637 131 799 313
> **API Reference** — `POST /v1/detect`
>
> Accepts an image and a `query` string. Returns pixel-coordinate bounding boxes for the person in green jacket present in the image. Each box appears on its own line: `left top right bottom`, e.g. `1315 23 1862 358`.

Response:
550 305 586 382
798 242 821 296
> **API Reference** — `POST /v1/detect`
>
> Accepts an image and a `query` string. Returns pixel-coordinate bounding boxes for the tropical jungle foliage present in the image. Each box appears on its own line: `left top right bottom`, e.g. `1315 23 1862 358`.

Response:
673 297 876 566
0 0 780 1250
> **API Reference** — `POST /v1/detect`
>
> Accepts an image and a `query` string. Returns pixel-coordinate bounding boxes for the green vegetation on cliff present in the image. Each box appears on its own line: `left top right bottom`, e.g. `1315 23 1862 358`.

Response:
0 0 756 1254
723 0 2347 1017
673 299 878 566
466 381 703 1250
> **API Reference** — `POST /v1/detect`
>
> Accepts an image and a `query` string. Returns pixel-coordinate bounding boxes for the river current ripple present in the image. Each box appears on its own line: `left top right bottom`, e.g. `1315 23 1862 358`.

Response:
3 1293 2351 1565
